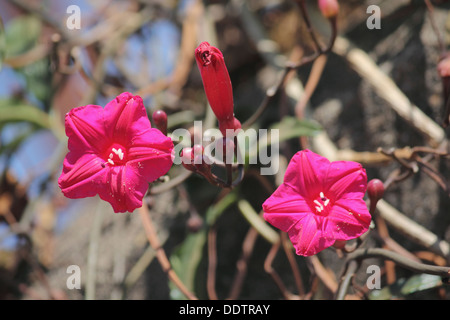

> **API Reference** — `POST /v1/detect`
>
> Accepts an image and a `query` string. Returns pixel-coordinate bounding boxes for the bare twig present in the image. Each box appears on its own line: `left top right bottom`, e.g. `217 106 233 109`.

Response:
281 232 305 297
207 226 219 300
264 239 299 300
333 36 446 145
227 226 259 300
138 205 198 300
346 248 450 277
376 199 450 261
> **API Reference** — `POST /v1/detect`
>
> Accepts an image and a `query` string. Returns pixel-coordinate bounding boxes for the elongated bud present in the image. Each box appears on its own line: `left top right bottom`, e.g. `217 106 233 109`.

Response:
195 42 236 135
318 0 339 19
152 110 168 135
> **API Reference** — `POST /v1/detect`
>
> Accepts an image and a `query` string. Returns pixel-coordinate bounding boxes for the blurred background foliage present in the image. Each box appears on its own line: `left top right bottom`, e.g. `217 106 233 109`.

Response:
0 0 449 300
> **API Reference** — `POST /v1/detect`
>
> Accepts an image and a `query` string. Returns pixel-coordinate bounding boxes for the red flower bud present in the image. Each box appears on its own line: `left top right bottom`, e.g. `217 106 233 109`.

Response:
332 240 347 249
152 110 168 135
181 147 195 171
367 179 385 213
195 42 237 135
318 0 339 19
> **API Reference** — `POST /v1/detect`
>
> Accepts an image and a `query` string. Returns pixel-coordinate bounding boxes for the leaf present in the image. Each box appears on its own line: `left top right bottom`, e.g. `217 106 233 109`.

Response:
0 16 5 71
169 192 237 299
237 199 279 245
20 58 52 103
4 15 41 57
169 230 206 300
368 273 443 300
270 116 322 141
0 99 50 129
243 116 322 161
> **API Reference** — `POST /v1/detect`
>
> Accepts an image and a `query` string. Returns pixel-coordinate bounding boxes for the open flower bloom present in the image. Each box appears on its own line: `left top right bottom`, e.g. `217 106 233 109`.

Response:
58 92 174 213
263 150 371 256
195 41 241 136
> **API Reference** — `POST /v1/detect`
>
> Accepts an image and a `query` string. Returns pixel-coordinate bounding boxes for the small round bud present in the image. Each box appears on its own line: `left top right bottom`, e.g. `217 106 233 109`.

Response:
193 144 204 157
181 147 195 171
152 110 168 135
368 179 385 202
333 240 347 249
318 0 339 19
181 147 194 164
438 55 450 78
187 214 203 233
233 117 241 131
367 179 385 214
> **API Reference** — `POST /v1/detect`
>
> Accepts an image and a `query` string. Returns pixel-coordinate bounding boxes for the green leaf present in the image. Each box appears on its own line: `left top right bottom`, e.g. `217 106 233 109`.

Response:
369 273 443 300
5 15 41 57
270 116 322 141
0 99 50 129
237 199 279 244
243 116 322 161
0 16 5 71
169 192 237 299
169 230 206 300
21 58 52 103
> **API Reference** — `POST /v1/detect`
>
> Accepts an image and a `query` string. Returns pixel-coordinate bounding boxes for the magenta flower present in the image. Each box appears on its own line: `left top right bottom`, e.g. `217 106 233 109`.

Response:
58 92 174 213
263 150 371 256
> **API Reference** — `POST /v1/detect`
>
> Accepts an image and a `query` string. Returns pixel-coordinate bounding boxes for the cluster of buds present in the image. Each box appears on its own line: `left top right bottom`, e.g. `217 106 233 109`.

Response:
180 137 240 188
180 144 210 175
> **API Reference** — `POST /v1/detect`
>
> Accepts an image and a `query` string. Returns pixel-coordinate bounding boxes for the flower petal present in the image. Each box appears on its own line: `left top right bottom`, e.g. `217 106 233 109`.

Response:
287 215 335 256
97 165 147 213
127 127 174 182
325 160 367 200
283 150 331 199
58 153 107 199
326 199 371 240
96 130 173 213
263 183 311 231
65 104 109 154
103 92 151 144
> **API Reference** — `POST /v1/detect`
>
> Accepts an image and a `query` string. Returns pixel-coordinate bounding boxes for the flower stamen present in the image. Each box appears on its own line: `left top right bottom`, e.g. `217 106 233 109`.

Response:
313 192 331 215
104 144 126 166
112 148 124 160
314 200 324 212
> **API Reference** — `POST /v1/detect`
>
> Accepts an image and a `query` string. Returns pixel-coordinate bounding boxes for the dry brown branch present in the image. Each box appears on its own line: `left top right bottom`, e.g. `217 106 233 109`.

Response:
333 37 446 146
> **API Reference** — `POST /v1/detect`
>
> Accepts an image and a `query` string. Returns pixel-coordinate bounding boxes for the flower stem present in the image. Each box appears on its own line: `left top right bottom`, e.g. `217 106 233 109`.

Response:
347 247 450 277
138 205 198 300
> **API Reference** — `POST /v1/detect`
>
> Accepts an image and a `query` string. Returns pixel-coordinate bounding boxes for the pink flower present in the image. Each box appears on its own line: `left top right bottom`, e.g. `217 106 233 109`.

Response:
263 150 371 256
195 41 241 136
58 92 174 213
